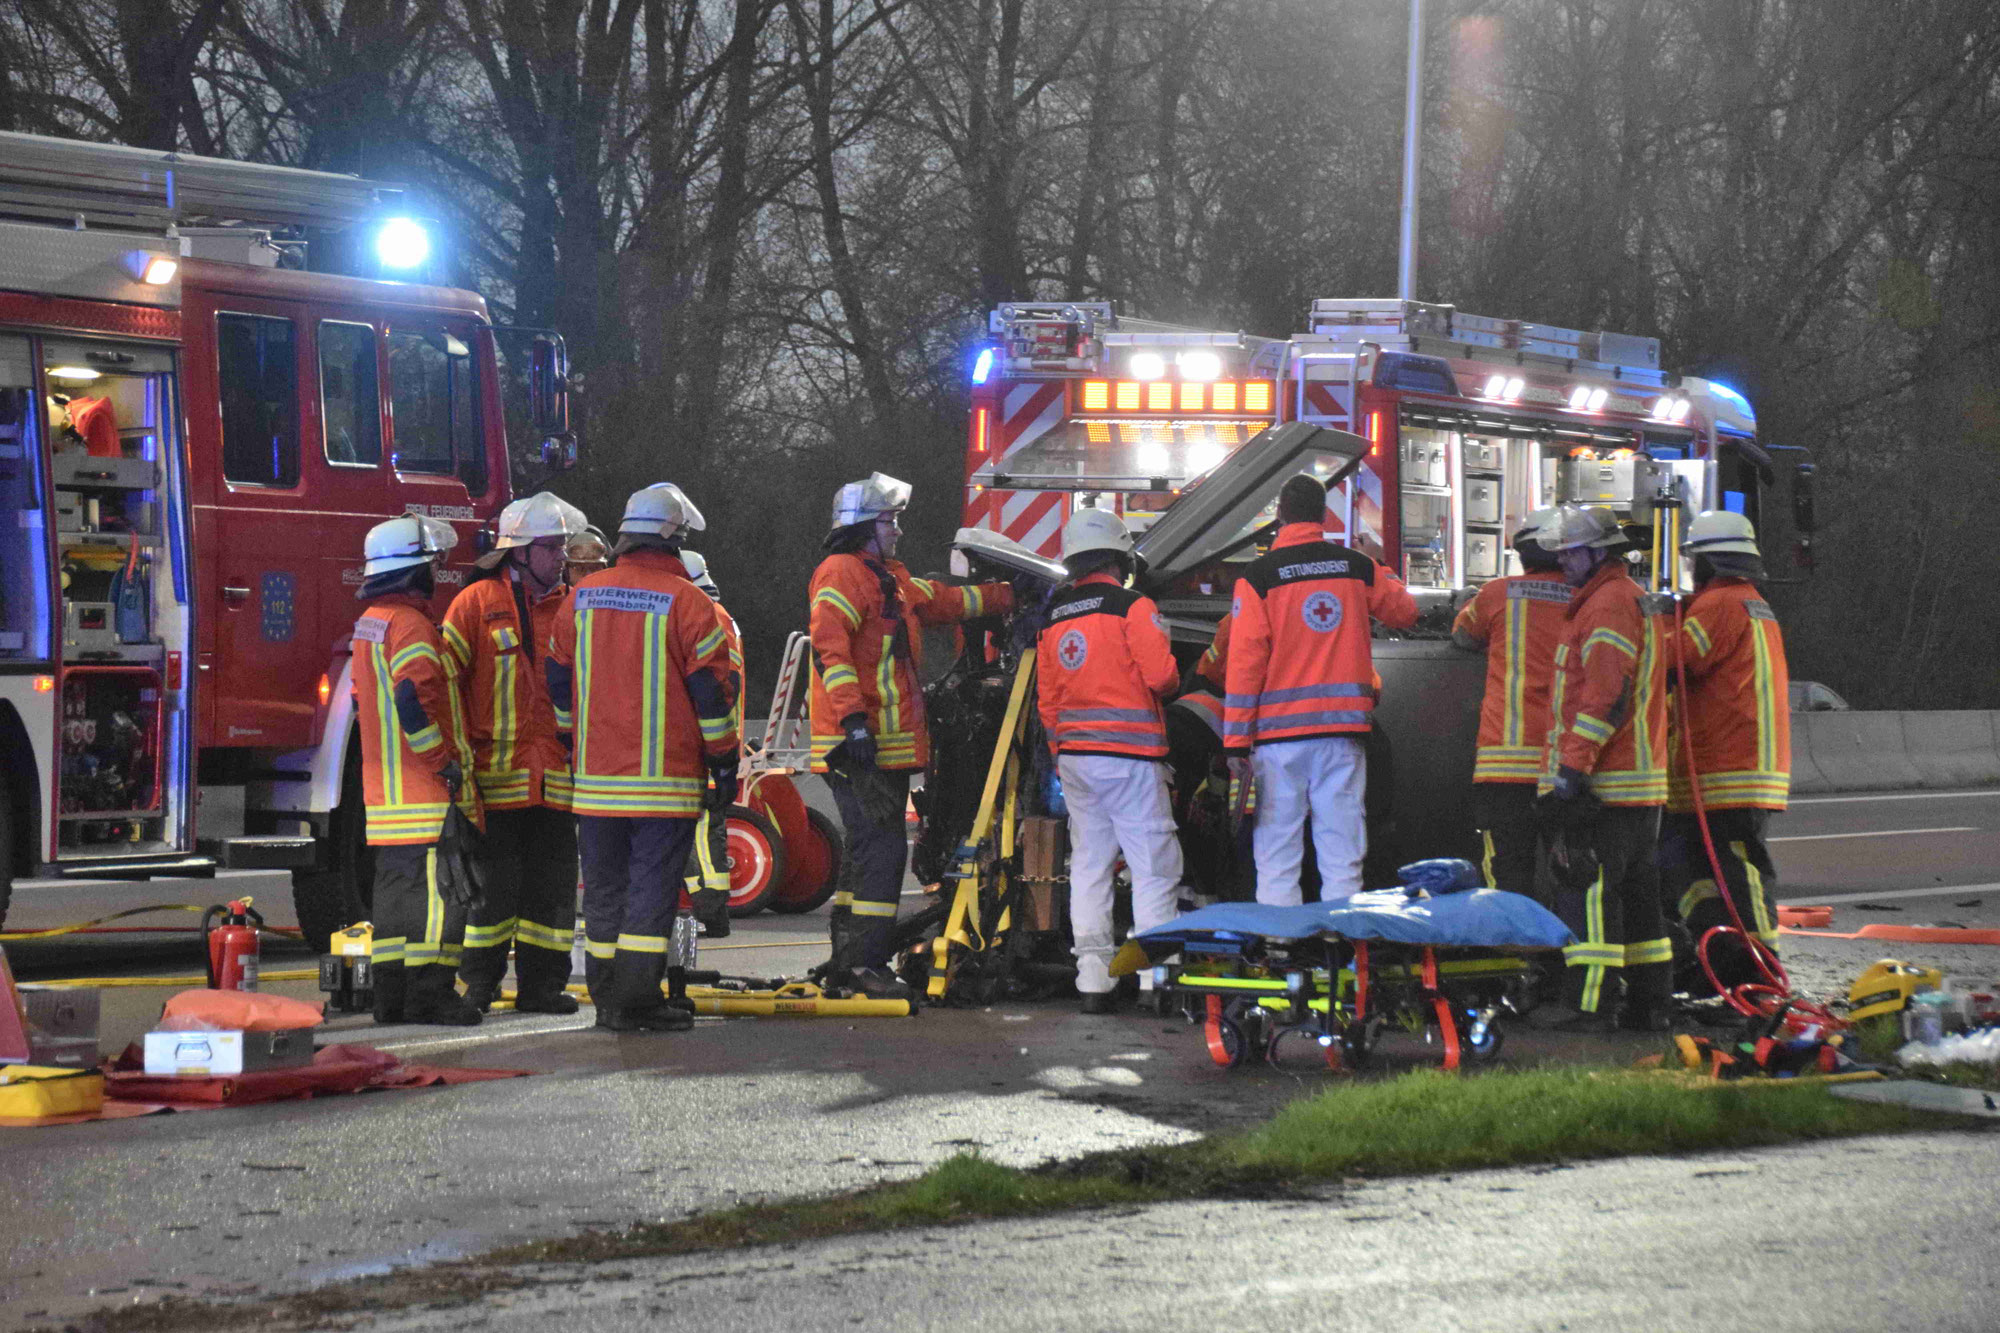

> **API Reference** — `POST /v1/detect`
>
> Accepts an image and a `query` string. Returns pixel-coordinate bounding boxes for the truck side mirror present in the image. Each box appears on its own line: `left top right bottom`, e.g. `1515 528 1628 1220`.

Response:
1792 461 1817 534
529 336 569 433
540 433 577 473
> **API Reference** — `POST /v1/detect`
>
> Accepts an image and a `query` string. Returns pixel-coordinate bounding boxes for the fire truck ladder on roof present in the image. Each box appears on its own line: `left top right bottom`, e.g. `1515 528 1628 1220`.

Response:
0 130 398 232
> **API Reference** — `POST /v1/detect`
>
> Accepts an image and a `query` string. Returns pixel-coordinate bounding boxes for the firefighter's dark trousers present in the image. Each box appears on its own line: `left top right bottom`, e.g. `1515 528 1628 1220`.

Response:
1552 803 1670 1016
1472 781 1543 902
579 815 697 1013
1659 808 1780 989
826 766 912 972
369 842 467 1020
460 805 578 1001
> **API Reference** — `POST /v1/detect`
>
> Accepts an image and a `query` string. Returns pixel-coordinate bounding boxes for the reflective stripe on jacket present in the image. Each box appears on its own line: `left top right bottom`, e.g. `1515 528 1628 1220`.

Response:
442 574 572 811
1036 572 1178 759
1668 578 1791 811
353 597 481 845
1195 615 1231 691
1453 574 1573 783
807 553 1013 772
1222 523 1417 750
1542 560 1669 806
547 549 738 817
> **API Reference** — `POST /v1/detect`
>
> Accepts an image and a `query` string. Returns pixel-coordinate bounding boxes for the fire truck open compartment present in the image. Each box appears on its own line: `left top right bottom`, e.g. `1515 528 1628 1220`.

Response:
28 334 193 859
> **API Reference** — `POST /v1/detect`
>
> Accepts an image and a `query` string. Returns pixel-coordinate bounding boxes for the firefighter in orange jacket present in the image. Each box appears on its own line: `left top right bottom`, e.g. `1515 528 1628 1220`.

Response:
1532 505 1672 1032
808 473 1014 999
1224 474 1417 903
443 492 588 1015
1036 510 1182 1012
547 484 739 1032
352 514 483 1026
679 550 744 927
1450 508 1571 898
1660 511 1791 988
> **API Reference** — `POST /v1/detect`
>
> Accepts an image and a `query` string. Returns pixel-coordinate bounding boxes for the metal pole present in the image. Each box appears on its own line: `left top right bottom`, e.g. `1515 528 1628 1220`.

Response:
1397 0 1425 302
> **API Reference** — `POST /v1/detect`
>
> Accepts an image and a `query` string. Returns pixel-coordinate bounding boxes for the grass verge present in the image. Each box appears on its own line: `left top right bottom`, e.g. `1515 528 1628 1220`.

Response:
56 1067 1961 1333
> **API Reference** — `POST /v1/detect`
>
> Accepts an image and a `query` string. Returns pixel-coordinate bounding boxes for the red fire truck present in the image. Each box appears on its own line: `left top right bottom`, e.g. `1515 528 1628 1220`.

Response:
963 299 1809 865
0 132 572 947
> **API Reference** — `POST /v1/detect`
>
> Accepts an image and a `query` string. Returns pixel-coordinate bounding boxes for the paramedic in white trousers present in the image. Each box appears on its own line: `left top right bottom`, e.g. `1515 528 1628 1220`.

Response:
1223 474 1418 903
1035 509 1184 1013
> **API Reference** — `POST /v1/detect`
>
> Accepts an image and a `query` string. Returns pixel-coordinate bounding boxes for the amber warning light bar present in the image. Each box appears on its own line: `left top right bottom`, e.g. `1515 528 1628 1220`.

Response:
1076 379 1273 415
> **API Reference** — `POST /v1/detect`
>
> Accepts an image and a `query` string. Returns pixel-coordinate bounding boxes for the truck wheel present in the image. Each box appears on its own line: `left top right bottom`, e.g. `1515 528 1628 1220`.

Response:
767 808 844 915
290 745 372 953
724 806 787 917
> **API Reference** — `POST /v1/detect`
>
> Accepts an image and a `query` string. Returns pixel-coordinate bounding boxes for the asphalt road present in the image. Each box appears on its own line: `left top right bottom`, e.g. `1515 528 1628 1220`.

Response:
3 787 1999 1328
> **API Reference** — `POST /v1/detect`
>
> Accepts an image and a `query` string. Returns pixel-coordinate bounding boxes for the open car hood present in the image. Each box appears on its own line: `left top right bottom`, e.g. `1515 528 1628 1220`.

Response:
1133 422 1368 585
950 525 1069 586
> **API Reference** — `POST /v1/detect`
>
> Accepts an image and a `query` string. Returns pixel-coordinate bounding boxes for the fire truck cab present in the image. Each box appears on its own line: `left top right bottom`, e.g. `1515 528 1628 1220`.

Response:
0 132 571 946
964 298 1808 869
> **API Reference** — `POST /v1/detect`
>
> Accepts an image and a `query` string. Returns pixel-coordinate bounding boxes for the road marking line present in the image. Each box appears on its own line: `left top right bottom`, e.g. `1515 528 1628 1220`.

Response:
1779 882 1997 907
1770 827 1978 843
1790 790 2000 805
373 1018 598 1051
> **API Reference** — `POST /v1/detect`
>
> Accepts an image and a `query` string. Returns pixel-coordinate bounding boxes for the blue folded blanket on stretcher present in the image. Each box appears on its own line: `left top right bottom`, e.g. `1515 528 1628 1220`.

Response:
1135 889 1577 952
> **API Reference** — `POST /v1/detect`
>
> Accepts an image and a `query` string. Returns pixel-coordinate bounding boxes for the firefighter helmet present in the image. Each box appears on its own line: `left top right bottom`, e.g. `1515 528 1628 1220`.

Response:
479 491 588 569
1514 507 1563 547
829 472 912 531
1534 504 1625 552
1682 509 1760 558
565 525 610 581
619 483 696 539
1060 507 1135 562
363 513 458 577
682 549 721 600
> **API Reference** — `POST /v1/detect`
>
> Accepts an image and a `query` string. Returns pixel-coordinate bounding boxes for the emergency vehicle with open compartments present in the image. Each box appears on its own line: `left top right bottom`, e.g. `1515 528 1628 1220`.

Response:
0 131 572 948
961 299 1811 868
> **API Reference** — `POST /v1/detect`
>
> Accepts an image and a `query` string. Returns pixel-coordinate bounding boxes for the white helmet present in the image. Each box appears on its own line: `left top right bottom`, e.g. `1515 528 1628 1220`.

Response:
620 483 697 539
681 549 721 600
1061 507 1135 562
830 472 912 531
363 513 458 577
1682 510 1759 558
1534 504 1625 552
1513 506 1563 547
479 491 588 568
655 483 705 533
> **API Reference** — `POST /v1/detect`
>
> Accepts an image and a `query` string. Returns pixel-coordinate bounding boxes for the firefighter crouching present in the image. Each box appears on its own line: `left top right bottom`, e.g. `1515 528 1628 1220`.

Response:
1036 510 1184 1013
443 491 587 1015
352 515 485 1026
808 473 1014 999
547 484 740 1032
1450 507 1570 900
1224 473 1417 903
1660 511 1791 990
1531 505 1672 1033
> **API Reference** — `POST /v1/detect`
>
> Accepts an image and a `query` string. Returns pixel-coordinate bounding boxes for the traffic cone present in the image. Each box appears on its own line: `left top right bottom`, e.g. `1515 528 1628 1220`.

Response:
0 945 31 1064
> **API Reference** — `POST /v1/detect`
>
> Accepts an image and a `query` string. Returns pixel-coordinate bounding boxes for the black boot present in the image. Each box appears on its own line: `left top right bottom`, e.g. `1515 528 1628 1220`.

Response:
462 982 498 1013
405 965 482 1026
515 989 580 1015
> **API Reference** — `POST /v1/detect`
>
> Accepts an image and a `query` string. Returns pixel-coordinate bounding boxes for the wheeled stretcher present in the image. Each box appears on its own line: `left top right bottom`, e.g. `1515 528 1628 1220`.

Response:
1128 889 1576 1072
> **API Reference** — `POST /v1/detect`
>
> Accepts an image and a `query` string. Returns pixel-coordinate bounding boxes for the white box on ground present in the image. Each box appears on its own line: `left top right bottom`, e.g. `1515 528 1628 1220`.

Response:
142 1027 315 1077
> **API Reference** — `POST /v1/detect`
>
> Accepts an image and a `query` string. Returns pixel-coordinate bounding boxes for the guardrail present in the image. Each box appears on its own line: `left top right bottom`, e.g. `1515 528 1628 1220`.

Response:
1791 711 2000 795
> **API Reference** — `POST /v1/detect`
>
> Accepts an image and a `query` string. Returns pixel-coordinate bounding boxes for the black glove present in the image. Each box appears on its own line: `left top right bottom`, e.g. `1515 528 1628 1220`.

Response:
438 760 464 801
706 753 740 811
838 712 877 769
1548 764 1589 802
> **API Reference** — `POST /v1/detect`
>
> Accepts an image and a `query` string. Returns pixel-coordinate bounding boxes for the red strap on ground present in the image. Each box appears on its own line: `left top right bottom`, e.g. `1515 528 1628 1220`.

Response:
103 1041 528 1107
1775 905 1832 929
1781 923 2000 946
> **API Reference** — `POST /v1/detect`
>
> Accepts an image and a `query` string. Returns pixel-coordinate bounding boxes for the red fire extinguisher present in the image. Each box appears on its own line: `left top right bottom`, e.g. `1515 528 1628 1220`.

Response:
202 898 264 991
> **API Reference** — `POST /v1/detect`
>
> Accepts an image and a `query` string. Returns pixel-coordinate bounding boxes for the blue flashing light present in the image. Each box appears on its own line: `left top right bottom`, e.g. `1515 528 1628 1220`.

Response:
1706 380 1756 421
1723 490 1747 514
971 347 996 385
375 217 431 270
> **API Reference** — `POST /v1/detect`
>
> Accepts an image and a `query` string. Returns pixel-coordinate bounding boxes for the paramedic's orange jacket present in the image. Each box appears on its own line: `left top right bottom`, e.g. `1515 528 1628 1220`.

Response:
352 594 481 845
442 573 572 810
1452 574 1573 784
1542 558 1668 806
1194 615 1231 691
807 554 1013 771
546 549 738 818
1223 523 1416 750
1036 572 1177 759
1668 578 1790 812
